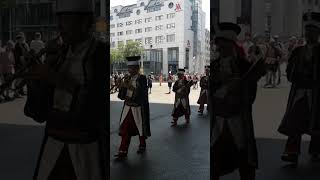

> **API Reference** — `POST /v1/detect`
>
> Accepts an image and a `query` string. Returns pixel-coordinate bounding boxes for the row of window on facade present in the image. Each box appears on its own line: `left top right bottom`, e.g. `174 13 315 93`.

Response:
110 34 176 48
111 12 175 23
110 23 175 37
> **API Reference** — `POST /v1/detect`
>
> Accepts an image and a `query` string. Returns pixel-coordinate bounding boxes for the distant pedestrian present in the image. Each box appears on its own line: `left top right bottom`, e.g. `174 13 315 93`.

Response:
197 66 209 115
167 73 173 94
0 41 15 101
147 75 153 94
159 73 163 86
264 38 282 88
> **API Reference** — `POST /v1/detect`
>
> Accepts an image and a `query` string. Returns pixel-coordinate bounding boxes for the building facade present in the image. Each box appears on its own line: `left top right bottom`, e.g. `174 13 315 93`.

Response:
205 28 210 65
110 0 207 76
214 0 320 40
0 0 105 43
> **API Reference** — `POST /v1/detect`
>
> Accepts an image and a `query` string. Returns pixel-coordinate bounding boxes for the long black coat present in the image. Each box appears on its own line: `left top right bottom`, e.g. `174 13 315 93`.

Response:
211 56 265 175
33 38 108 179
278 45 320 136
118 74 151 137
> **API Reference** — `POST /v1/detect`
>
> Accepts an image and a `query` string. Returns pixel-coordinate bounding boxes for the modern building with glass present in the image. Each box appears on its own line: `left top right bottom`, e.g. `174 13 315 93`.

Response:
110 0 207 76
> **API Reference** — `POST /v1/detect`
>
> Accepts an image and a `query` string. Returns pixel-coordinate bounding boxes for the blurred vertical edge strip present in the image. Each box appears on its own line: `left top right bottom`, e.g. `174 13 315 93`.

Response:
105 0 111 179
210 1 218 180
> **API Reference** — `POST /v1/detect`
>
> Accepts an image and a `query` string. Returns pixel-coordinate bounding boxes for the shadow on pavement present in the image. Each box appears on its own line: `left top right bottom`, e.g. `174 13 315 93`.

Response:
0 124 44 179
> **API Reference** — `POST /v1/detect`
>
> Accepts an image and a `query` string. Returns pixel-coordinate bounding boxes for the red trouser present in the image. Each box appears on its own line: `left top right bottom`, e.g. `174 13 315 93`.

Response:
284 135 320 155
172 104 190 121
119 136 146 153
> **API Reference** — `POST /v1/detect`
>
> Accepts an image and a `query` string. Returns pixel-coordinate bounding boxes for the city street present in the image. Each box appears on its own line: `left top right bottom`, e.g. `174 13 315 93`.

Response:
110 83 210 180
0 79 319 179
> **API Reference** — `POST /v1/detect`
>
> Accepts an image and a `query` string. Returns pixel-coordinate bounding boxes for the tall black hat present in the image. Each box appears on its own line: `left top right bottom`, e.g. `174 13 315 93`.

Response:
177 68 185 74
215 22 241 42
303 12 320 29
126 56 141 66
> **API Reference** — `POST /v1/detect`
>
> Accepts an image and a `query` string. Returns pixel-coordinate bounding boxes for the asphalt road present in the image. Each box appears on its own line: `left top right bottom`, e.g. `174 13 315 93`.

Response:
110 100 210 180
1 78 320 180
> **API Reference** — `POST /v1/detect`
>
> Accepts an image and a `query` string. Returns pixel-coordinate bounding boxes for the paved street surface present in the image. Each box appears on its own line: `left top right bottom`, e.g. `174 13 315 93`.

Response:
1 78 320 179
110 83 210 180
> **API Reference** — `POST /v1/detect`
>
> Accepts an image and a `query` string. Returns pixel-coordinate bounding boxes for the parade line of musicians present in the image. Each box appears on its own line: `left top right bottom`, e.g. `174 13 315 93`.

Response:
114 55 210 159
113 11 320 180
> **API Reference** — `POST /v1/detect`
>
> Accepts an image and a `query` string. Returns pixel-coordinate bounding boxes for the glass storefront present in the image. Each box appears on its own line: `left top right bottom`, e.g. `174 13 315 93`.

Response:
143 49 163 75
168 47 179 75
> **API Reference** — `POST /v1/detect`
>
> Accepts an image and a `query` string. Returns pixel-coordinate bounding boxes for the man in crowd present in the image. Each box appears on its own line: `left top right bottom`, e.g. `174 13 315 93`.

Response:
264 38 282 88
0 41 15 101
197 66 209 115
278 12 320 165
27 0 108 179
116 55 150 160
242 32 254 58
14 32 29 97
167 72 174 94
212 22 266 180
171 69 193 127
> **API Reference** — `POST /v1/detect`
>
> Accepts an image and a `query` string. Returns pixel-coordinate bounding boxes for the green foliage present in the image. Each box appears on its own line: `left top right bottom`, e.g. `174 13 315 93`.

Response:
122 41 143 57
111 41 143 64
110 48 123 64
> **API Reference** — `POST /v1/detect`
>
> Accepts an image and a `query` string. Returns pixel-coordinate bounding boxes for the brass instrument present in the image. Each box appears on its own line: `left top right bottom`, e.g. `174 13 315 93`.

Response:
109 76 125 93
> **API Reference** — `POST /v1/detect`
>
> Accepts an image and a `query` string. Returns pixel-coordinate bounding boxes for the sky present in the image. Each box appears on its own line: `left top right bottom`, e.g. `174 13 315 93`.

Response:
110 0 210 29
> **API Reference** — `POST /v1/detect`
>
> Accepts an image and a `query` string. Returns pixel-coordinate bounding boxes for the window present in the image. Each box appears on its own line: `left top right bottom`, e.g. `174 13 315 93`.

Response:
145 37 153 45
117 31 124 36
118 41 124 47
167 34 175 42
168 2 174 8
110 33 115 37
145 17 152 23
155 36 164 44
110 24 115 29
117 23 123 27
167 13 175 19
140 2 145 6
145 27 152 32
119 13 130 18
135 28 143 34
135 19 142 24
126 21 133 26
111 42 116 48
136 9 141 15
126 30 133 35
155 15 164 21
155 25 163 31
167 23 175 29
147 6 161 13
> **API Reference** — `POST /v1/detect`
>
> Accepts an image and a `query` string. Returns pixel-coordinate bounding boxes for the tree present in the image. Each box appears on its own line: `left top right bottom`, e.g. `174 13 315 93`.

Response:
111 41 143 64
122 41 143 58
110 48 122 64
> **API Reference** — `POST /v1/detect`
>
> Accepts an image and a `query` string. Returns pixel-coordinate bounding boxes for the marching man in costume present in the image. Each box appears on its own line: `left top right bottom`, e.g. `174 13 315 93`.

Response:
116 56 151 160
28 0 108 179
171 69 193 126
197 66 210 115
278 12 320 165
